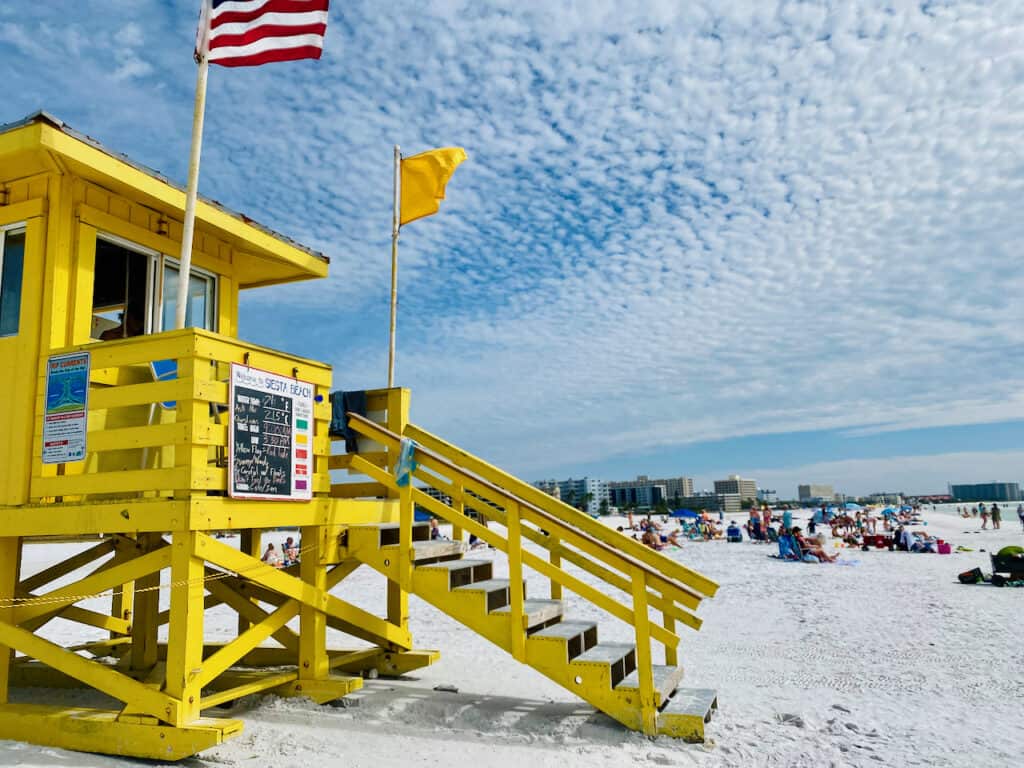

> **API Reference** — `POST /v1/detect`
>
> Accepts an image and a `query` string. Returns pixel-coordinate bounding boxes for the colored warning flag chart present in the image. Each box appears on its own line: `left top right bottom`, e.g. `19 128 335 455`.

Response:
42 351 91 464
229 363 314 500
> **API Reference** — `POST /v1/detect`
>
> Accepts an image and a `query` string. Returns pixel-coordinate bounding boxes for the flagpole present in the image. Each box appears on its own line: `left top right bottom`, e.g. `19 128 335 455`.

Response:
387 144 400 387
176 0 211 330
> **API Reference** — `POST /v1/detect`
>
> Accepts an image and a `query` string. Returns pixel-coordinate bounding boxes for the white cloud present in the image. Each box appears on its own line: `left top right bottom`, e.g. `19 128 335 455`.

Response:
4 1 1024 482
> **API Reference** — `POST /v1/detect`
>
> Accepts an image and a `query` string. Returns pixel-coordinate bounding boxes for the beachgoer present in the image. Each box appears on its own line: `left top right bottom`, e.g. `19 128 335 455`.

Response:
429 517 443 540
1018 504 1024 531
971 505 978 518
282 536 299 565
641 528 663 551
659 530 683 547
991 503 1001 530
261 543 281 567
980 503 989 530
782 509 793 532
791 526 837 562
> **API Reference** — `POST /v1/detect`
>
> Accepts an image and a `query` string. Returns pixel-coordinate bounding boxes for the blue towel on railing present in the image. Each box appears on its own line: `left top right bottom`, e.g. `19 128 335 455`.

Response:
396 437 417 487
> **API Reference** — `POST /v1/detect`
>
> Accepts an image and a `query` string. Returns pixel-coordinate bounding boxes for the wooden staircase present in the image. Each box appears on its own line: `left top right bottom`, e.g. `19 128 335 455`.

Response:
340 416 719 741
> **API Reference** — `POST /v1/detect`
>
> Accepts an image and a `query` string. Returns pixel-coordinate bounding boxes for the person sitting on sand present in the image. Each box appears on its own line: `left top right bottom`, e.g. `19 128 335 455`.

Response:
261 543 282 567
659 530 683 547
641 528 664 551
791 526 837 562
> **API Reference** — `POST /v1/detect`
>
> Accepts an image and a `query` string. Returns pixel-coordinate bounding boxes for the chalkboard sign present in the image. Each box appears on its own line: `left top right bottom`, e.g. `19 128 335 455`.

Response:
229 364 314 500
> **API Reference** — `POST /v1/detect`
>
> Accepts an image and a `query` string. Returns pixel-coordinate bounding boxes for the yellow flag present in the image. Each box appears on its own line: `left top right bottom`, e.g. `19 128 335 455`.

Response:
400 147 467 226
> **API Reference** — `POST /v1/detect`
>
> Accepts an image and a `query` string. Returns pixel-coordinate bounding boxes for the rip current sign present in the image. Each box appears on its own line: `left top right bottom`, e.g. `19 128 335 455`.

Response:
42 351 91 463
229 364 314 500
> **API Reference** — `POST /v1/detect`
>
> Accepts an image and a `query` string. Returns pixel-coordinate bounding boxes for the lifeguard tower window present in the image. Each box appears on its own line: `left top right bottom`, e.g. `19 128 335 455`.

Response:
0 227 26 337
91 237 216 340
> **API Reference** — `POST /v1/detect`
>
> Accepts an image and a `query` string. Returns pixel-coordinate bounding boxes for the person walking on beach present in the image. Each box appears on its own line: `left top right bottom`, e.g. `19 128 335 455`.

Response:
980 503 989 530
1017 504 1024 531
990 503 1001 530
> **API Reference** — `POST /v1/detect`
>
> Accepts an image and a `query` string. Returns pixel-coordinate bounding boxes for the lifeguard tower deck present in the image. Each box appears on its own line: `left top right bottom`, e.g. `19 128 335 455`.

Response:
0 112 718 760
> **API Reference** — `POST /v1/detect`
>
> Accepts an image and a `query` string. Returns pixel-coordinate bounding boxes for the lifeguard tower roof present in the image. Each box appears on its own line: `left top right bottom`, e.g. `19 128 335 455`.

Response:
0 110 328 287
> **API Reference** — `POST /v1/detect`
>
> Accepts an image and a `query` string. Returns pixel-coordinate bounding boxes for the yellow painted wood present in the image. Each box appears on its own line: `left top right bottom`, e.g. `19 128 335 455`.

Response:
0 703 241 761
197 601 300 688
630 567 657 736
205 576 300 652
405 423 719 598
197 533 412 650
0 538 18 704
299 524 328 680
12 546 171 625
131 533 163 671
199 670 298 709
18 539 115 592
0 622 179 723
165 531 204 724
0 197 45 225
506 502 526 661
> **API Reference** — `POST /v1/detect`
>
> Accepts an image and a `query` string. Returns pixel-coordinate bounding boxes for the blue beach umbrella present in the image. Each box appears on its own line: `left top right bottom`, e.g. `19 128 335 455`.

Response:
670 508 700 518
845 502 862 510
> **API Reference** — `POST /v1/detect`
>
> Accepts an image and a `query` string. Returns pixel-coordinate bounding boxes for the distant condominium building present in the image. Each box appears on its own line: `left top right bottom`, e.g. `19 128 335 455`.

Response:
607 475 694 511
677 493 742 515
798 483 836 503
533 477 608 515
757 488 778 503
950 482 1022 502
865 492 903 505
714 474 757 501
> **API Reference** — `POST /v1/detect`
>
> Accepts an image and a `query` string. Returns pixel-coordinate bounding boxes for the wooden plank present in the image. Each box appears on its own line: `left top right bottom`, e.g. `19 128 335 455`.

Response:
30 468 188 498
89 378 225 410
0 624 180 724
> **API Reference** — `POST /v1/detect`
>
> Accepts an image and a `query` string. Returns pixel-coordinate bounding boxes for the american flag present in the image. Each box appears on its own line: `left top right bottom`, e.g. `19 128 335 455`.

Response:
199 0 330 68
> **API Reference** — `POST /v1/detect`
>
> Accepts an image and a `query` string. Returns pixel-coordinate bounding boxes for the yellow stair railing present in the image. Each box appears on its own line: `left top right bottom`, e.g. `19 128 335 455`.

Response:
342 413 718 737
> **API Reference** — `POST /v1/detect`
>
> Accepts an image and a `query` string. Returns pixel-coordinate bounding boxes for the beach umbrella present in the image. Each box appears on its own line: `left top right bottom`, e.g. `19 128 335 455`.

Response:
844 502 862 510
670 508 700 518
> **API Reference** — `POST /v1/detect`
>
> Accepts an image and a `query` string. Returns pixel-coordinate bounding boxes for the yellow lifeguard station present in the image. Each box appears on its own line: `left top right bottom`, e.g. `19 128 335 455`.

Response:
0 112 718 760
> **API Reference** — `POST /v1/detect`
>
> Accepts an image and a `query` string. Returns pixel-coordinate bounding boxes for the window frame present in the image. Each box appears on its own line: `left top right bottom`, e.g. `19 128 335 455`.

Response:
93 232 219 337
0 221 27 338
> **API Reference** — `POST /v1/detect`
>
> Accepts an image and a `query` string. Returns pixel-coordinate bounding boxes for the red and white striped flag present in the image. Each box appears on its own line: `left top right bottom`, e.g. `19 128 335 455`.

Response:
197 0 330 68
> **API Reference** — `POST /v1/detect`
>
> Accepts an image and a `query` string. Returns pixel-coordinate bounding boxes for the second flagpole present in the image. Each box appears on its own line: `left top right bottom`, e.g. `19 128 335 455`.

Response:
387 144 400 387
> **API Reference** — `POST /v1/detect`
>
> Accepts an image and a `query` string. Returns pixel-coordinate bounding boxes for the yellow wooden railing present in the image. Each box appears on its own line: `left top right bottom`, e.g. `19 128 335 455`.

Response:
29 328 333 502
343 414 718 678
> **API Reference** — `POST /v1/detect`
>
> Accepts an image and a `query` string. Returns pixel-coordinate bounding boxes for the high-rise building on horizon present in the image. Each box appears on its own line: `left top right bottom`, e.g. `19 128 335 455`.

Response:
534 477 608 515
714 474 757 501
607 475 695 511
950 482 1022 502
798 483 836 503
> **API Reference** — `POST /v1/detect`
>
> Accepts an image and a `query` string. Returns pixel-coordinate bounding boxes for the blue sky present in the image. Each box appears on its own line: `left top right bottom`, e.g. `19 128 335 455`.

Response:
3 1 1023 497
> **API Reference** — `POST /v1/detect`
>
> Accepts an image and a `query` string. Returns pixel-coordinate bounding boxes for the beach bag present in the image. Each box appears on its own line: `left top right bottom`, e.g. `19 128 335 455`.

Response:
958 567 983 585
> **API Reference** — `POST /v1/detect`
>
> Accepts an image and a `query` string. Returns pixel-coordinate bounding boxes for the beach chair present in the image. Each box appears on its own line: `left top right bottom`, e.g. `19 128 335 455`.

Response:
777 534 802 561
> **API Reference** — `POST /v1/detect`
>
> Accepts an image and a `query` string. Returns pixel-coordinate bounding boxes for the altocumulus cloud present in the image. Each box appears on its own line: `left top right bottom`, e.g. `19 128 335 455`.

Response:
2 1 1023 476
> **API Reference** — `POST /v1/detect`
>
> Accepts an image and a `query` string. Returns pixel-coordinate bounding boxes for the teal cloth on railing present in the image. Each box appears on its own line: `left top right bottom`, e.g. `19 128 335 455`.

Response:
396 437 417 487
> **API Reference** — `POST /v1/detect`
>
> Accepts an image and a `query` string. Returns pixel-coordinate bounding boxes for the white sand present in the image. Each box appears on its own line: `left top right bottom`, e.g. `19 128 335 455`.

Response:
3 505 1022 767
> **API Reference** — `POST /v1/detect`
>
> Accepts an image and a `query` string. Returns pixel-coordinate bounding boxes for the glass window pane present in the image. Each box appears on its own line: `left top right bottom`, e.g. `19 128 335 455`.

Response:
0 230 26 336
162 263 213 331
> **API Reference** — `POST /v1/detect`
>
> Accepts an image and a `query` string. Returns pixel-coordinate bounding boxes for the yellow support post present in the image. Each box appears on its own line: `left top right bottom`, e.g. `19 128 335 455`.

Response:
451 481 464 542
663 614 677 667
630 566 657 737
386 387 411 628
548 535 563 601
507 502 526 662
131 534 163 672
165 531 205 725
298 525 328 681
0 537 19 704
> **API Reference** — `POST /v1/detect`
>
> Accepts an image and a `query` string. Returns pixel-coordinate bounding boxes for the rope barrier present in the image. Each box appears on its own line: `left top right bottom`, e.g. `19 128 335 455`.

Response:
0 537 320 609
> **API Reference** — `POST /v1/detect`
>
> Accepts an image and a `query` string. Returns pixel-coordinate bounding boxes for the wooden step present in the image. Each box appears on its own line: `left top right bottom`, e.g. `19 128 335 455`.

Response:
415 558 493 588
658 688 717 742
352 522 430 547
573 643 636 687
453 578 520 612
615 664 685 707
530 620 598 660
491 599 563 629
377 539 466 563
